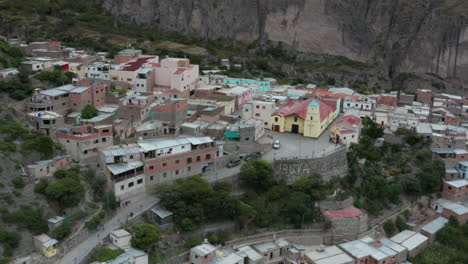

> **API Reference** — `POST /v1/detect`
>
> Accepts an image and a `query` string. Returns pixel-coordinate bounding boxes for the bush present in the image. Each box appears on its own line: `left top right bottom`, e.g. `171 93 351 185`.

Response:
0 229 20 256
5 206 48 234
131 224 160 250
180 218 197 232
22 135 55 159
383 220 396 236
46 176 84 208
34 178 49 194
395 216 409 231
81 104 99 119
185 235 203 249
92 247 124 262
10 177 25 189
85 210 105 230
51 221 72 240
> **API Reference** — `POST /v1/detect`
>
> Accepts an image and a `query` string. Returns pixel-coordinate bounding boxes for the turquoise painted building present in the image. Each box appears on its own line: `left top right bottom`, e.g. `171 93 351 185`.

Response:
223 78 271 92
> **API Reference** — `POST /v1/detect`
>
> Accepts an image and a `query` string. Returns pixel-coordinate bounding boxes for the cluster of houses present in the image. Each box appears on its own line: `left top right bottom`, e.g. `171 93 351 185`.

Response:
188 178 468 264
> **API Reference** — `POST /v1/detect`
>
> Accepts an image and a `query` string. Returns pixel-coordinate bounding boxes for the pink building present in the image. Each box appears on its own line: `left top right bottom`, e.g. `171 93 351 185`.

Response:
149 58 199 95
443 179 468 201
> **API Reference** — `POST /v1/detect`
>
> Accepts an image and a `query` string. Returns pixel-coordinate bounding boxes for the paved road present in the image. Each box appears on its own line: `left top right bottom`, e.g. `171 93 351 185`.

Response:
261 130 338 161
57 194 159 264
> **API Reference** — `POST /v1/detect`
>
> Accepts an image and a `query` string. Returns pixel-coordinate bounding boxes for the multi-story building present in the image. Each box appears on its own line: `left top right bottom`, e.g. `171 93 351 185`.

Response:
151 58 199 95
343 96 375 112
150 98 188 135
84 62 111 80
57 125 113 163
216 86 253 109
223 78 271 92
242 100 276 129
27 83 109 115
27 111 64 137
99 137 218 205
119 92 155 125
26 155 71 179
110 56 158 87
271 98 337 138
416 89 433 105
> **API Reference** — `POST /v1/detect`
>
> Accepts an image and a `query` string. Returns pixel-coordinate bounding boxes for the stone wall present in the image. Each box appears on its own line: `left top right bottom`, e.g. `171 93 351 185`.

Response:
273 147 348 182
329 214 368 235
318 197 354 211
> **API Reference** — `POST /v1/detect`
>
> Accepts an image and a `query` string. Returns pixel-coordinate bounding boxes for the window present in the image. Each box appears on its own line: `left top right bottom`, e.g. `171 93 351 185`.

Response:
137 179 143 184
150 176 154 181
265 122 268 125
245 137 250 141
84 150 88 155
94 139 99 143
255 113 260 117
256 105 260 109
262 106 266 109
120 185 124 190
275 117 278 122
102 138 107 142
175 170 179 175
128 182 134 187
175 160 180 164
149 166 154 170
310 116 313 120
103 129 110 133
245 109 249 112
294 117 298 122
162 163 167 167
206 154 211 160
182 146 185 149
188 166 191 172
196 156 201 161
187 157 192 164
130 155 134 159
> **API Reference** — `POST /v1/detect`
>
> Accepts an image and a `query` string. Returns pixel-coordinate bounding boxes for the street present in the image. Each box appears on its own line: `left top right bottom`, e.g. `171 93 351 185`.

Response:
57 194 159 264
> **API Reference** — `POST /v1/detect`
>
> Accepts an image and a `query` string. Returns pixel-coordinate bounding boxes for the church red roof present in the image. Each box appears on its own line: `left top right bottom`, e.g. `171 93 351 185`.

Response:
275 98 335 121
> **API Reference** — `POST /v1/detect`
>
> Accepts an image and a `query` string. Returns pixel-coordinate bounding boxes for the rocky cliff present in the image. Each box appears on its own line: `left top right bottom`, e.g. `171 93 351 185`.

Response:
102 0 468 80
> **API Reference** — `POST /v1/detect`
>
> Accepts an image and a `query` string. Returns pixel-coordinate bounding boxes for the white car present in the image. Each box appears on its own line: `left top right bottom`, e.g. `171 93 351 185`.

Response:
273 139 280 149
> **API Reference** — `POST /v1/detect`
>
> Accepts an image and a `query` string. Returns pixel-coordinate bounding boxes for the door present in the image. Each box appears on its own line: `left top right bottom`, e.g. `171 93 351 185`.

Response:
291 124 299 133
273 125 280 132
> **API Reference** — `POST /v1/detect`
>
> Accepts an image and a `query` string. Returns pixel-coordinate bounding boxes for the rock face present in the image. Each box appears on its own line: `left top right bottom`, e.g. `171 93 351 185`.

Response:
102 0 468 80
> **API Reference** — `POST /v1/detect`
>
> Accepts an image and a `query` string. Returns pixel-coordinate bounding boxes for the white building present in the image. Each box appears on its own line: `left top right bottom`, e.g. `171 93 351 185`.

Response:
110 229 132 249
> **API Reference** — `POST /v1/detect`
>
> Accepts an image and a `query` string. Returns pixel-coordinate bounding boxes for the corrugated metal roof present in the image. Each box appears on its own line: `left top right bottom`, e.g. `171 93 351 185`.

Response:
151 207 173 219
107 161 143 175
41 89 68 97
101 146 141 157
70 86 90 93
185 137 213 145
421 217 448 235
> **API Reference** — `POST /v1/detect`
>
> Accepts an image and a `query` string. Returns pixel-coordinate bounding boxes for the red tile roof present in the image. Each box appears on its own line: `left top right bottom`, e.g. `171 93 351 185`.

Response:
322 206 365 219
377 95 397 107
121 57 155 71
335 115 362 126
275 98 335 121
340 129 357 134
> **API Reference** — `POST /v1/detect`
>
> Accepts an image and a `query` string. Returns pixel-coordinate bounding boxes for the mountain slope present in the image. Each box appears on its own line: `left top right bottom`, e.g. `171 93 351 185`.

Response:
102 0 468 81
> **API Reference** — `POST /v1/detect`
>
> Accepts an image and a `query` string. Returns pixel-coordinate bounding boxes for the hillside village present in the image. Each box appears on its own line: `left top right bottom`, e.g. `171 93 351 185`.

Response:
0 38 467 264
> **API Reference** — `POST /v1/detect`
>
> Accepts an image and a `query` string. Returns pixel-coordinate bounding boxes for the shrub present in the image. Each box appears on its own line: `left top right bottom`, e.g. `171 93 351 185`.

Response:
45 176 84 208
383 220 396 236
34 178 49 194
51 221 72 240
131 224 160 250
85 210 105 230
81 104 99 119
395 216 409 231
185 235 203 249
5 206 48 234
11 176 25 189
92 247 124 262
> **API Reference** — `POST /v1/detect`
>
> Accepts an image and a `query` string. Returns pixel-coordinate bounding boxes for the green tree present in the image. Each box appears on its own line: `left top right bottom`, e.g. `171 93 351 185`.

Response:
51 221 72 240
383 220 396 236
180 218 197 232
395 216 408 231
10 177 24 189
291 173 327 200
361 117 384 139
184 235 203 249
45 177 85 208
286 192 317 227
131 224 160 251
240 159 275 192
0 229 20 257
34 178 49 194
6 206 48 234
81 104 99 119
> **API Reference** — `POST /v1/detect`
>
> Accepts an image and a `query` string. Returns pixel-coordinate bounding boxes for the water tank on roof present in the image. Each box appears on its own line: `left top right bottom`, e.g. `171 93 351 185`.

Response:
37 113 42 117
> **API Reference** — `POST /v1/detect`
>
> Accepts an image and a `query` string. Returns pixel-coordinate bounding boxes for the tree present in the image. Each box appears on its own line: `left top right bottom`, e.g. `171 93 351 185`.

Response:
291 174 328 201
131 224 160 251
34 178 49 194
51 221 72 240
180 218 197 232
395 216 408 231
286 192 317 227
10 177 24 189
240 159 275 192
184 235 203 249
361 117 384 139
6 206 48 234
45 177 85 208
383 220 396 236
0 229 20 257
81 104 99 119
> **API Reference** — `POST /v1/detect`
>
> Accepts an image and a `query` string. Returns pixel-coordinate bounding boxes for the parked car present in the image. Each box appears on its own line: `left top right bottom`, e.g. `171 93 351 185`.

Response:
273 139 281 149
226 159 241 168
244 152 262 161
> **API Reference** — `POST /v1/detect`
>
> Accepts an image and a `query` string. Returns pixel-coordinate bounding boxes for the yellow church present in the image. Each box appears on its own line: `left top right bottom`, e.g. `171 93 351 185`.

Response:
271 98 337 138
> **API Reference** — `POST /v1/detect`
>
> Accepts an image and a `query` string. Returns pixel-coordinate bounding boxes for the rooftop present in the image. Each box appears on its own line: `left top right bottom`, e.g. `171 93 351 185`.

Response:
390 230 428 251
192 242 217 256
107 161 144 175
111 229 131 238
322 205 365 219
421 217 448 235
339 240 388 260
445 179 468 188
